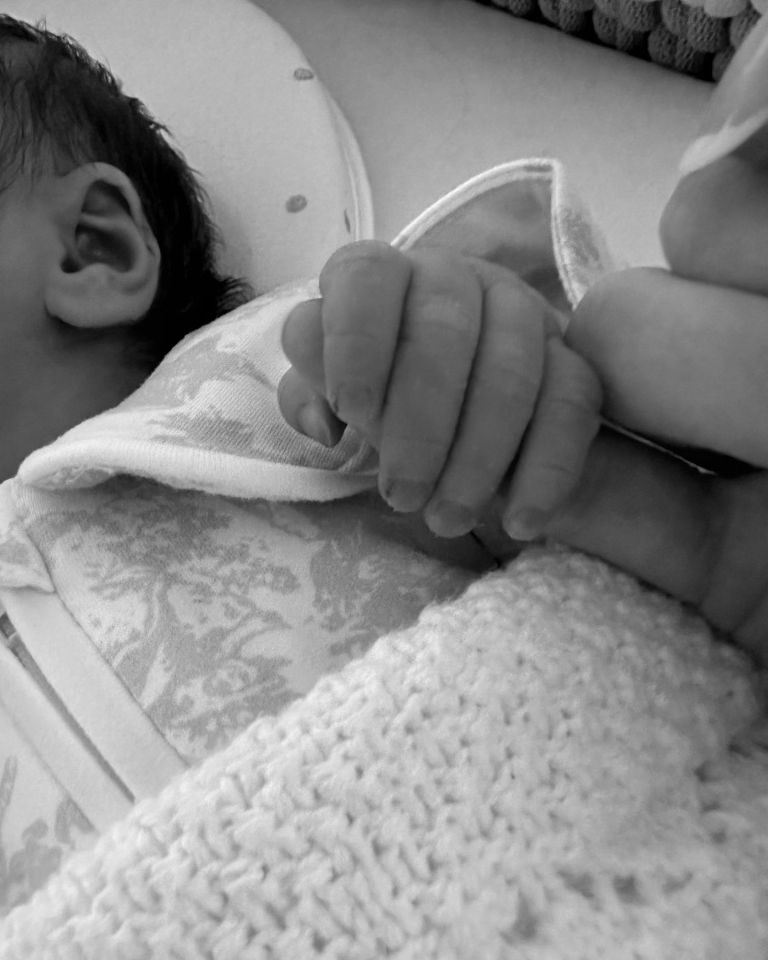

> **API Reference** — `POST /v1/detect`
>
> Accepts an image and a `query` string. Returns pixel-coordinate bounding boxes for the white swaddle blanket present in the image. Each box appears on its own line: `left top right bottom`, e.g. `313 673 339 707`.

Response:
0 160 766 957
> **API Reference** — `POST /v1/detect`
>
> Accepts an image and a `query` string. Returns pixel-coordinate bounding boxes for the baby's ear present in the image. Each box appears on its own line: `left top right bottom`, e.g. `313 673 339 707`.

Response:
44 162 161 329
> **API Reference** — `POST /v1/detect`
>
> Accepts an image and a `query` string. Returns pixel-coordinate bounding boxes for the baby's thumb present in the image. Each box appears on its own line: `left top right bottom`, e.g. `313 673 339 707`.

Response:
277 367 345 447
279 297 345 446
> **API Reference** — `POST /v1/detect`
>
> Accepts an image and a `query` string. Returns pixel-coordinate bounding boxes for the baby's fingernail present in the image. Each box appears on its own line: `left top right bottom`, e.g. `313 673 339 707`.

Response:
381 478 431 512
332 384 375 425
297 401 336 447
426 501 476 538
679 17 768 175
503 507 547 541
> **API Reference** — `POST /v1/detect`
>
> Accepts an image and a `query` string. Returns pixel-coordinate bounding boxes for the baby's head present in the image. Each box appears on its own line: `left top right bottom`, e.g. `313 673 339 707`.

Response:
0 15 250 479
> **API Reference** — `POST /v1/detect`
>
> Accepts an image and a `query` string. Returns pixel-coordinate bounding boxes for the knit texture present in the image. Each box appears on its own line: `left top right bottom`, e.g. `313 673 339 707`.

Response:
0 547 765 958
476 0 762 79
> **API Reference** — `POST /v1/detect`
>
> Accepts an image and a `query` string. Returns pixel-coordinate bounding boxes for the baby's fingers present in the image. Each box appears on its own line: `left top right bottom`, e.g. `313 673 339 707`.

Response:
281 298 326 391
277 367 345 448
279 298 345 446
502 338 602 540
420 276 547 536
319 240 412 429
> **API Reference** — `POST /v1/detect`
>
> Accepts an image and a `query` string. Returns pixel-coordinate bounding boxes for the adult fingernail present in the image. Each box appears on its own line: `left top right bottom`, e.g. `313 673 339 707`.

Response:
426 501 476 538
297 401 336 447
679 109 768 175
503 507 547 541
381 478 431 512
679 18 768 175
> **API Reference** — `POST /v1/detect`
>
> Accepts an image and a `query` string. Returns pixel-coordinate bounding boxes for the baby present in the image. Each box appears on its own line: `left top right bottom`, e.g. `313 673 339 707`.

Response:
0 14 249 480
2 16 767 661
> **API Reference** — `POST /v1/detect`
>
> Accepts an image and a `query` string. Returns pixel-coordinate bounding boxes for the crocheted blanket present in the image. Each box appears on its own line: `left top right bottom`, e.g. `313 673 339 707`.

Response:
0 160 766 956
476 0 762 80
0 549 766 958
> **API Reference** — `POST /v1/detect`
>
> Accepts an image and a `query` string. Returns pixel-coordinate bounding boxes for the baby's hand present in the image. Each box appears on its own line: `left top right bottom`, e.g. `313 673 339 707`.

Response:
278 241 602 539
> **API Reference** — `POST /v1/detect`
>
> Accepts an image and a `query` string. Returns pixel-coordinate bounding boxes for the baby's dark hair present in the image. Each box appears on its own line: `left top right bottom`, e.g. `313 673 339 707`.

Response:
0 15 252 370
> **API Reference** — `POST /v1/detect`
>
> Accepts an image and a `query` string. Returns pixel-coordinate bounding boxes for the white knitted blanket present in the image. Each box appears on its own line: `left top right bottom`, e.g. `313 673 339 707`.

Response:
0 160 766 957
0 547 766 958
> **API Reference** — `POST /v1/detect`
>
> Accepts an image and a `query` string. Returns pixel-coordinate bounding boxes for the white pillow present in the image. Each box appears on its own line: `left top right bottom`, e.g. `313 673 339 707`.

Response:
3 0 373 293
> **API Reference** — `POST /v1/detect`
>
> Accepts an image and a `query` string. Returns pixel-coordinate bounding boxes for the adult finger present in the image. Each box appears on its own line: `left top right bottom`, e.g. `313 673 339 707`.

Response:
502 338 602 540
664 14 768 293
545 429 768 662
698 469 768 659
318 240 412 429
545 429 719 609
661 146 768 296
569 267 768 468
678 11 768 178
377 248 484 513
421 274 547 537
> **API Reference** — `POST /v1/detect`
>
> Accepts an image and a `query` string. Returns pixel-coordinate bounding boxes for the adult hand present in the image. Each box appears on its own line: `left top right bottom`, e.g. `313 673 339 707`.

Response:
546 17 768 663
